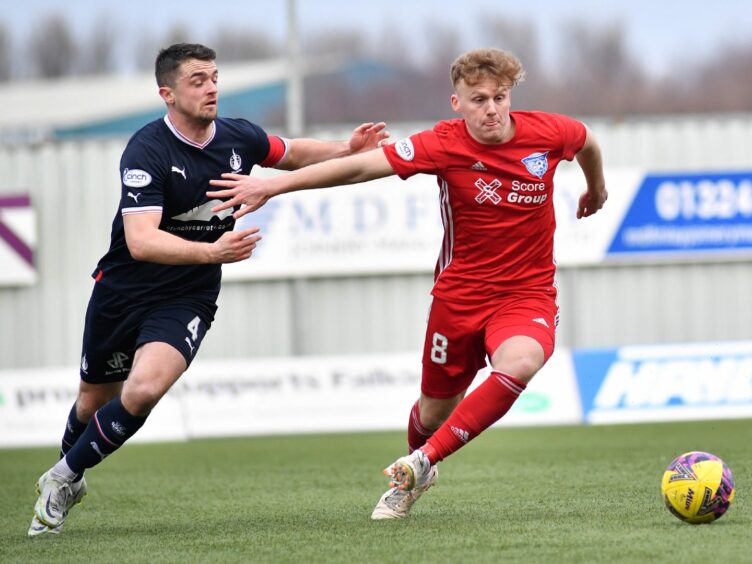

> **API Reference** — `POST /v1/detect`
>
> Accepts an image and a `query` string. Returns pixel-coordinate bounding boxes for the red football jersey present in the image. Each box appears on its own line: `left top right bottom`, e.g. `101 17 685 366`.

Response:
383 112 586 303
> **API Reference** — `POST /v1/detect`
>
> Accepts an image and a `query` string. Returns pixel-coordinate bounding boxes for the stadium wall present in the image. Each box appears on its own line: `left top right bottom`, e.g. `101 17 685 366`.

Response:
1 113 752 371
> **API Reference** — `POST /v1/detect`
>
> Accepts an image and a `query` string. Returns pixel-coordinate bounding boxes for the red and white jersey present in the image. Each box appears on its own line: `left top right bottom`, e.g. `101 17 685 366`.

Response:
383 112 586 303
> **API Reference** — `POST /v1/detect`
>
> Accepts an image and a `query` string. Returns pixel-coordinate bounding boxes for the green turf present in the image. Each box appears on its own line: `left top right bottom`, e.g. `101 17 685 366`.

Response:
2 419 749 563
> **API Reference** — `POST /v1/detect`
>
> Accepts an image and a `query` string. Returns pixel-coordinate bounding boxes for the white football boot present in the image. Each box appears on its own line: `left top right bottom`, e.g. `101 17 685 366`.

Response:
30 472 88 534
371 450 437 520
27 515 62 537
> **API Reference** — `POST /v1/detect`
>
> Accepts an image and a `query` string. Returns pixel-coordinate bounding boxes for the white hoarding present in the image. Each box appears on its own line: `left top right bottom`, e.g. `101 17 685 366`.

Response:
0 350 581 448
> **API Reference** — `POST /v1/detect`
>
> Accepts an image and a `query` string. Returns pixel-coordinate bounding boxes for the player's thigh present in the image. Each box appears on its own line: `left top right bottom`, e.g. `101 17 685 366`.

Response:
421 298 487 399
121 341 187 414
485 289 559 379
489 336 546 382
120 303 214 413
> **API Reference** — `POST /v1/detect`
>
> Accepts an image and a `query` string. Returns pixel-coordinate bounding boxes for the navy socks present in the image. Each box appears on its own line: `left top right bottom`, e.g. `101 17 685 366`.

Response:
63 396 147 474
60 403 88 482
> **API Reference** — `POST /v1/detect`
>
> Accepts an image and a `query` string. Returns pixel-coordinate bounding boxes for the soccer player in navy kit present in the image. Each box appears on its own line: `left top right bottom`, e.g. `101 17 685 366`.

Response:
28 43 389 536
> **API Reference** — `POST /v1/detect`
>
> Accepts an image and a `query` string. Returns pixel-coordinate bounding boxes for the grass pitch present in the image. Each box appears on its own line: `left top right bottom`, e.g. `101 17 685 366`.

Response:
2 419 749 563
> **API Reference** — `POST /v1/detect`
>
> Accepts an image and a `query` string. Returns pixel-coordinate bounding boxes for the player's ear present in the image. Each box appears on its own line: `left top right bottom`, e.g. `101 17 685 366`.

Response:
450 93 461 114
159 86 175 105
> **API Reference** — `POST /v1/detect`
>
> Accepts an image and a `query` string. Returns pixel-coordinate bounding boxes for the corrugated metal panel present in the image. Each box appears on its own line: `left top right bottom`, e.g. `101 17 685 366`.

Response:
584 113 752 169
292 275 433 355
206 279 295 358
0 139 122 368
1 113 752 369
556 262 752 347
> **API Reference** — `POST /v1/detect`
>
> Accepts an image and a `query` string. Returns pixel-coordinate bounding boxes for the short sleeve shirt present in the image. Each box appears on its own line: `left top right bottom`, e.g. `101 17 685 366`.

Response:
95 116 287 302
383 112 586 303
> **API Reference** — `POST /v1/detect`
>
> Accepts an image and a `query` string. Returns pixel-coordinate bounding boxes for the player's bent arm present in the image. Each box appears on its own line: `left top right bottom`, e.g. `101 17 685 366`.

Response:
124 212 260 264
575 127 606 194
574 126 608 218
208 149 396 218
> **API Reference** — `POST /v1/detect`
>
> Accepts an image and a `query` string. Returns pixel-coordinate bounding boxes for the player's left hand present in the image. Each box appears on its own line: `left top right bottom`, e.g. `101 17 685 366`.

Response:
208 174 271 220
576 186 608 219
348 122 390 154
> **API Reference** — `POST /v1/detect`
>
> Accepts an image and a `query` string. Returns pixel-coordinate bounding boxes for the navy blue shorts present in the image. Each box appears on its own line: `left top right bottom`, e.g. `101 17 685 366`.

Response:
79 282 217 383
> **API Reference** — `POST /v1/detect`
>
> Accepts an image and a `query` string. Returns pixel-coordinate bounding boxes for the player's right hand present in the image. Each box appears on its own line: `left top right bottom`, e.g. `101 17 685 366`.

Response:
210 227 262 263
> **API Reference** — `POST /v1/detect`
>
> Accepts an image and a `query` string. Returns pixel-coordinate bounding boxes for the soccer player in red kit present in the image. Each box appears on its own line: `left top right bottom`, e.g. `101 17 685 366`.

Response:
208 48 608 519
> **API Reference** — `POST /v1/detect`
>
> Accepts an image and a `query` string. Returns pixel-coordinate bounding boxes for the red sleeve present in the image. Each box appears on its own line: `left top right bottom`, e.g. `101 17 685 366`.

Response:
550 114 586 161
383 129 445 180
259 135 288 167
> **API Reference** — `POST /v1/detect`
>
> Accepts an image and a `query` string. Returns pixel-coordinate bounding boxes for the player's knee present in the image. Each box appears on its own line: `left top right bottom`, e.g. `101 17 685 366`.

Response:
498 355 542 383
420 411 447 430
77 382 122 421
74 401 97 422
76 393 111 422
121 380 164 416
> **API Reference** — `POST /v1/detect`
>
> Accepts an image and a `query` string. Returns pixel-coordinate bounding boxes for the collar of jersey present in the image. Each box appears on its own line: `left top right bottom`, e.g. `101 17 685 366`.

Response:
163 115 216 149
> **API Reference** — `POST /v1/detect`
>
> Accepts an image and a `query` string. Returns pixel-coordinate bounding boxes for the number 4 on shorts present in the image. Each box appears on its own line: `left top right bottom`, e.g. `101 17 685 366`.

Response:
185 316 200 355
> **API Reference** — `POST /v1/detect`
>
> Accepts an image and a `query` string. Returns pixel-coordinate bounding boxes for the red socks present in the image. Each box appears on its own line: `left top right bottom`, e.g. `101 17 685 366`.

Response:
407 401 434 453
421 372 526 464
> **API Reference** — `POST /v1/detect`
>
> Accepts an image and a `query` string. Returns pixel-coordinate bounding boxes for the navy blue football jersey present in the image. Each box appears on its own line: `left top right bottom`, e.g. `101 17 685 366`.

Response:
93 116 286 302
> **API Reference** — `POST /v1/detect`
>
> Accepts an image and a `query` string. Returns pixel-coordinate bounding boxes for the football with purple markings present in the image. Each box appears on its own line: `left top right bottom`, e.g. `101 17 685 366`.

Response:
661 451 735 524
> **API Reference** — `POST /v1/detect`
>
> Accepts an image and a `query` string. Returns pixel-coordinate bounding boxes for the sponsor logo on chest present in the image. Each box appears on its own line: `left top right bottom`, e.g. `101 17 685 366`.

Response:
469 150 551 207
473 177 548 207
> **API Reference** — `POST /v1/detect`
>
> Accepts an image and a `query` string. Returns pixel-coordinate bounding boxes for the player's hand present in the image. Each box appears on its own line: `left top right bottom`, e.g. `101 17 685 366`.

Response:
576 185 608 219
209 227 262 263
348 122 390 154
208 174 272 220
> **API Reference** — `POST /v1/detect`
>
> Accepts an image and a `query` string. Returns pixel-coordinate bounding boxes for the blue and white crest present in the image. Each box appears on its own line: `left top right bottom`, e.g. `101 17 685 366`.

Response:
521 151 549 179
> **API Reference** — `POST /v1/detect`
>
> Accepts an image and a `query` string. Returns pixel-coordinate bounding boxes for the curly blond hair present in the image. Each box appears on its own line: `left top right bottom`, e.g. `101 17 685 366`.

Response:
450 48 525 88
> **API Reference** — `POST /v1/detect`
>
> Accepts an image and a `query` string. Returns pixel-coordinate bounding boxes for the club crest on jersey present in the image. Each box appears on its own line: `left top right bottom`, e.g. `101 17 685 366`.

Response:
521 151 549 179
395 138 415 161
122 168 152 188
229 149 242 172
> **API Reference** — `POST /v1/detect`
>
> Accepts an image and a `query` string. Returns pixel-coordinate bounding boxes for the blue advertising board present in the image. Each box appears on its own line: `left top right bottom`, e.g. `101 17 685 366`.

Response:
608 171 752 257
572 342 752 424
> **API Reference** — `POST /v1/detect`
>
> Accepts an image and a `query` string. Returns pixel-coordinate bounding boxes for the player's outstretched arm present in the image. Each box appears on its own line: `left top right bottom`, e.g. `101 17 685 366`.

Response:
208 148 396 220
124 212 262 264
276 122 390 170
575 126 608 219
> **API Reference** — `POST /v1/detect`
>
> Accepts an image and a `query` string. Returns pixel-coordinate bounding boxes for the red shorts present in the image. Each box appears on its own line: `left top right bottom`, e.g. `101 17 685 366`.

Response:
421 288 558 399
